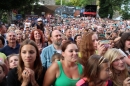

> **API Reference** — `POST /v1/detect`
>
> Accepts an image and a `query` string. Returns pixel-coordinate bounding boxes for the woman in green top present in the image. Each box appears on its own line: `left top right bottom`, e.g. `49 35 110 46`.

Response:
43 40 83 86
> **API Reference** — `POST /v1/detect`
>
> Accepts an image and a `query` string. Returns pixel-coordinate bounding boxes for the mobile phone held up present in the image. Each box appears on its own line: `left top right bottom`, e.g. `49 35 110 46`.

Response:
100 40 110 48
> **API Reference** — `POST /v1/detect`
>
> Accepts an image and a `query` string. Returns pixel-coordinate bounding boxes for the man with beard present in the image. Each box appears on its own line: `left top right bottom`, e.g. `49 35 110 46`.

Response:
0 31 20 56
40 30 62 68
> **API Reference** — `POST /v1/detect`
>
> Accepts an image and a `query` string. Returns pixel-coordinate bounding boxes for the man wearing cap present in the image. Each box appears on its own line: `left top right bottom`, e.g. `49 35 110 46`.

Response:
36 18 45 33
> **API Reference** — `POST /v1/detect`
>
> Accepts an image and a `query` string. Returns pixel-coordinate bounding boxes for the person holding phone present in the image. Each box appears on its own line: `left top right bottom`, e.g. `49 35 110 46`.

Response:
96 39 111 56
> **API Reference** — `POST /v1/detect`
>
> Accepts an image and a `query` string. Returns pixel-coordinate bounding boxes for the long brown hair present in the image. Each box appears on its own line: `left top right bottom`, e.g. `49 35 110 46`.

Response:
79 32 95 66
83 55 109 83
17 39 43 82
116 32 130 55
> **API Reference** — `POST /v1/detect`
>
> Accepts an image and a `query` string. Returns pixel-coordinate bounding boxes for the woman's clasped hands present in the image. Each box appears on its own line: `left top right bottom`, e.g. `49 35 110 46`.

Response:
21 67 38 86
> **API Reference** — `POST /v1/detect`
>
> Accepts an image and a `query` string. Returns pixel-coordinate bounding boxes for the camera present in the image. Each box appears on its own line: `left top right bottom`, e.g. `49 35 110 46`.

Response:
100 40 110 48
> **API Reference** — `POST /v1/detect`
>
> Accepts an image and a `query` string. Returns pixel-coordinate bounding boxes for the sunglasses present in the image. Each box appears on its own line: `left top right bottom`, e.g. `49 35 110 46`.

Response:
126 39 130 41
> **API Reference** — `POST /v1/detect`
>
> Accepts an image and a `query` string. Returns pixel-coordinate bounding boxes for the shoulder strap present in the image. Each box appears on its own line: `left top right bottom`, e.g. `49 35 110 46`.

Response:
56 61 62 76
76 78 88 86
77 63 83 75
107 80 113 86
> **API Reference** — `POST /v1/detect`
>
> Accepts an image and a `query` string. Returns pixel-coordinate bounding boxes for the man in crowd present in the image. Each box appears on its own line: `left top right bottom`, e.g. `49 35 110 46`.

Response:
0 24 7 46
40 30 62 68
65 28 73 41
0 31 20 56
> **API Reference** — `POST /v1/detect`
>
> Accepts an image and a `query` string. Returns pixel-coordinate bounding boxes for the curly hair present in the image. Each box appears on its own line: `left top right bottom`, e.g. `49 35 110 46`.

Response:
30 29 45 46
79 32 95 66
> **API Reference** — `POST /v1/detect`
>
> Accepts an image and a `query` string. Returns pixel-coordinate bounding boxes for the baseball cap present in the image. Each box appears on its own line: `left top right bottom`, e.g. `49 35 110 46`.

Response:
37 18 42 22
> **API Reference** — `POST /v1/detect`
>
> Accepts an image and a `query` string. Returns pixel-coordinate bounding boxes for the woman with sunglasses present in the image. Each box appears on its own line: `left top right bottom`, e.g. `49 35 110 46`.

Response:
104 48 130 86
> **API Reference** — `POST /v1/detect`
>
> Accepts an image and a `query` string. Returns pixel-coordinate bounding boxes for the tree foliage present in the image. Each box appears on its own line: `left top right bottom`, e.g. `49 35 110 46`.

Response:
0 0 39 24
99 0 130 19
0 0 39 11
55 0 66 5
120 1 130 19
99 0 113 19
55 0 96 7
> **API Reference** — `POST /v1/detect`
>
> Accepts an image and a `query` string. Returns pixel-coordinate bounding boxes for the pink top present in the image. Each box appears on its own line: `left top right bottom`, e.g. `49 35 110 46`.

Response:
76 78 111 86
76 78 87 86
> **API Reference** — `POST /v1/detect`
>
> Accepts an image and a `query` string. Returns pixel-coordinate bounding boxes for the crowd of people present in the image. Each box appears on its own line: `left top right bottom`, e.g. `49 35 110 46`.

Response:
0 16 130 86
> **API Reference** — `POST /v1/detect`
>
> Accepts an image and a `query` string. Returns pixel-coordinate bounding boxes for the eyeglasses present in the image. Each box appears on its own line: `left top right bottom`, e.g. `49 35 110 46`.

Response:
98 56 106 65
126 39 130 41
113 56 125 62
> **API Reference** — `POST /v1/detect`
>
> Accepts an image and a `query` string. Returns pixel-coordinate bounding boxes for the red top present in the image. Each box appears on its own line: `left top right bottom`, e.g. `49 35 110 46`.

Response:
83 12 96 15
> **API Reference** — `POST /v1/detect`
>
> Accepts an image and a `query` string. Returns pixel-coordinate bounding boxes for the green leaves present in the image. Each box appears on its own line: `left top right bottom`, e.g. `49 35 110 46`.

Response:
55 0 96 7
0 0 38 11
99 0 130 19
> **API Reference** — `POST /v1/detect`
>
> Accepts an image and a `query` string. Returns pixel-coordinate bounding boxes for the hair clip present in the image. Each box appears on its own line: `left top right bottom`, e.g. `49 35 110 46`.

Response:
98 56 106 65
118 49 127 57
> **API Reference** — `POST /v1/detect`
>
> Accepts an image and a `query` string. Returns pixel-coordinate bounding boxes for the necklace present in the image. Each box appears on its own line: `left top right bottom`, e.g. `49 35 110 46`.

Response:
115 71 121 76
96 81 104 86
37 43 41 46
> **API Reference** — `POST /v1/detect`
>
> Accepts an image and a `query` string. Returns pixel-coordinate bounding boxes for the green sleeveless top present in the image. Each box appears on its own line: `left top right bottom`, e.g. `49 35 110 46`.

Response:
54 61 83 86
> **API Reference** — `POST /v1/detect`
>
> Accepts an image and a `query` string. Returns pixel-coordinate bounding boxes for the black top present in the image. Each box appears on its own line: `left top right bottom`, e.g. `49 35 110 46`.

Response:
0 78 6 86
36 24 44 34
68 37 74 42
7 67 46 86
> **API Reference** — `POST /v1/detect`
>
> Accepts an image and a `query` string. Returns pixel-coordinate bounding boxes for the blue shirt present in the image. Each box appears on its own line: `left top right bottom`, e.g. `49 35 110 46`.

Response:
40 44 57 68
0 43 20 56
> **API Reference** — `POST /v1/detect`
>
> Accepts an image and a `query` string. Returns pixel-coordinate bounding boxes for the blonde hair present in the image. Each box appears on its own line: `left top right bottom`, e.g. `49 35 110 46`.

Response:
7 54 19 61
104 48 123 62
104 48 129 86
7 26 17 32
15 29 22 34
